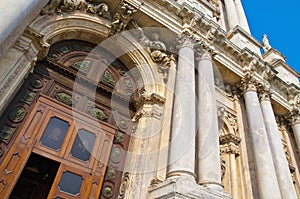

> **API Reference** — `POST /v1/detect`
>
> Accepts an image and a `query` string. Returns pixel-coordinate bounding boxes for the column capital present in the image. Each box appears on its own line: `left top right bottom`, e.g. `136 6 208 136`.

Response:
257 83 272 102
238 59 260 93
194 39 216 61
290 108 300 126
176 29 195 49
238 78 257 93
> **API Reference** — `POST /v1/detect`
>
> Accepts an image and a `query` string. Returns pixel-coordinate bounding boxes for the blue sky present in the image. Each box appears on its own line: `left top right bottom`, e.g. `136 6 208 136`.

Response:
242 0 299 74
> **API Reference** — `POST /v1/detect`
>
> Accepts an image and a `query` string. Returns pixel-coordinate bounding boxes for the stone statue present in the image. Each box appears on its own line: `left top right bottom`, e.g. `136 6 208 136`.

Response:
60 0 77 12
95 3 112 20
131 21 171 81
41 0 63 14
262 34 272 52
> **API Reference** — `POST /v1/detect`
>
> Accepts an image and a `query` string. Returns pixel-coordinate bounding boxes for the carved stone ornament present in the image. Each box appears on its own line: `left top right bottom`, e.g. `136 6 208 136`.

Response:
41 0 112 20
111 2 137 34
238 60 260 93
131 21 173 82
289 108 300 125
194 39 216 60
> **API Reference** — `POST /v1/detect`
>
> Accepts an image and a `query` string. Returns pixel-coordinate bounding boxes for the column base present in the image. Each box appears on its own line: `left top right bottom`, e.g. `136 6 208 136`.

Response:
148 176 232 199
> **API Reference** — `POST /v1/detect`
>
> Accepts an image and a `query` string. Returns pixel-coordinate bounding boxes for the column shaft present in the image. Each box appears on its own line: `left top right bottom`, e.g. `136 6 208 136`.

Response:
223 0 239 29
292 120 300 155
234 0 251 33
243 87 282 199
197 50 222 189
260 95 297 198
167 38 196 179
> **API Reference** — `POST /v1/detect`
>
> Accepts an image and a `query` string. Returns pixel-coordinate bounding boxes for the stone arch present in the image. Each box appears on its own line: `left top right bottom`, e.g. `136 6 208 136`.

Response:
28 12 165 97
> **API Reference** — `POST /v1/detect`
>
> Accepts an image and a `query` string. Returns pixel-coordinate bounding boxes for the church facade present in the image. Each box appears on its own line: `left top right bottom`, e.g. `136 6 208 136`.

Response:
0 0 299 198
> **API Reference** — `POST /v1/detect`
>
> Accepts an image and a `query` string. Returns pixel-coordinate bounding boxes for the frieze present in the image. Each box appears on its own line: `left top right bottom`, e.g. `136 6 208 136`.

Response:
41 0 112 20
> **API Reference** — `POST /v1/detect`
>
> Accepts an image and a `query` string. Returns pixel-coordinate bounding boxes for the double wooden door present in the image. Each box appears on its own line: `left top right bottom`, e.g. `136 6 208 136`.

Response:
1 96 116 198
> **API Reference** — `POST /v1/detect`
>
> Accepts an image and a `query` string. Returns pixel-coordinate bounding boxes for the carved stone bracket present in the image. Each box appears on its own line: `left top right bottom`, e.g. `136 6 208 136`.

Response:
135 90 165 110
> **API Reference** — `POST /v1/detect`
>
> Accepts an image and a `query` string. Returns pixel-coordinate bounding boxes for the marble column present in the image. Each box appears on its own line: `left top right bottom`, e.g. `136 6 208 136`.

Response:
167 36 196 180
234 0 251 33
259 91 297 199
223 0 239 30
196 48 222 189
291 112 300 157
242 82 282 199
0 0 48 58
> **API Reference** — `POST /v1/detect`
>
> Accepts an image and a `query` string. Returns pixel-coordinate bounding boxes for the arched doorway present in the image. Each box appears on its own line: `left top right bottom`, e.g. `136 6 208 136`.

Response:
0 40 138 198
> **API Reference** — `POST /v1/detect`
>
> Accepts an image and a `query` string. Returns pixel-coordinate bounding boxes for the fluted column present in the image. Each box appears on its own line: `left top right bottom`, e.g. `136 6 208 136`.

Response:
234 0 251 33
196 48 222 189
259 90 297 199
242 80 282 199
167 34 196 180
223 0 239 29
0 0 48 57
291 111 300 156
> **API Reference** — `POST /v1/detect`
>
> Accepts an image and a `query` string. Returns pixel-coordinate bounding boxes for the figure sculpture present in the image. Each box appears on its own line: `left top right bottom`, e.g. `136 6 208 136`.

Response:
262 34 272 52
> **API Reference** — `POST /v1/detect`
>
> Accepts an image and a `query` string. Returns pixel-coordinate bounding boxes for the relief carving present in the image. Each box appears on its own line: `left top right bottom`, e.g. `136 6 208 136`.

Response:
41 0 112 20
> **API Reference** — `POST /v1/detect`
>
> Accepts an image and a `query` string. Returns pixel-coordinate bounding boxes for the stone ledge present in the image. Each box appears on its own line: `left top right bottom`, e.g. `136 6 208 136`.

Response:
148 177 232 199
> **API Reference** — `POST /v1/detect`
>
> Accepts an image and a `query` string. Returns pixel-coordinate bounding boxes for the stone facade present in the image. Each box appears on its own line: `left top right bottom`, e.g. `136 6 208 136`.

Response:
0 0 299 198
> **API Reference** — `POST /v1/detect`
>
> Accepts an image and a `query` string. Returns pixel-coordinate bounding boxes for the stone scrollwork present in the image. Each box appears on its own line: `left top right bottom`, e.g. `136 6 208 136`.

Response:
41 0 112 20
131 21 173 82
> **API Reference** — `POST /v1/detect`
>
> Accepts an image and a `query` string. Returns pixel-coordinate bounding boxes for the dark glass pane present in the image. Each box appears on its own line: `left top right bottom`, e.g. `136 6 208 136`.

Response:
58 171 82 196
70 129 95 161
40 117 69 150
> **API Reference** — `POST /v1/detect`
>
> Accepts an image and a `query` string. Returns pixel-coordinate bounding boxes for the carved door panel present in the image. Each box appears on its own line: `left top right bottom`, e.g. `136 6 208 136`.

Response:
0 96 115 198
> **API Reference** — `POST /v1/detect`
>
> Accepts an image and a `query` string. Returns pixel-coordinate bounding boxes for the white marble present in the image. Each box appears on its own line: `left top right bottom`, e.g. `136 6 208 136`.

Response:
243 88 282 199
167 37 196 179
260 97 297 199
234 0 251 33
292 120 300 157
196 49 222 189
223 0 239 29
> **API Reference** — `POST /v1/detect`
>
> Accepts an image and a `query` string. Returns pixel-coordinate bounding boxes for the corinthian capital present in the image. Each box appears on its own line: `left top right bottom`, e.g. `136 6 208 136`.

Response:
176 29 195 49
257 82 272 102
290 108 300 126
238 77 257 93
